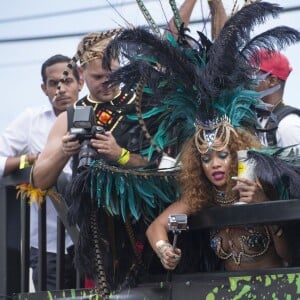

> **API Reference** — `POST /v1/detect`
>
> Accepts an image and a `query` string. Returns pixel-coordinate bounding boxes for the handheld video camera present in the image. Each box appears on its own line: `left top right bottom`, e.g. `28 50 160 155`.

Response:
69 106 105 171
168 214 188 251
168 214 188 234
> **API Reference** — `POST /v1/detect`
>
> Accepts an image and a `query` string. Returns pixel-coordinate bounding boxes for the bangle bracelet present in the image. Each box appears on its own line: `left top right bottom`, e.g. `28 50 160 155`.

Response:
155 240 172 258
271 225 283 237
274 226 284 237
19 154 29 169
117 148 130 165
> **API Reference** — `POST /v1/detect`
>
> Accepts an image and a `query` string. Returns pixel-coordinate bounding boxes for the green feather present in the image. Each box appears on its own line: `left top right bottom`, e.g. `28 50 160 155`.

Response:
126 178 140 221
119 175 128 222
105 172 113 215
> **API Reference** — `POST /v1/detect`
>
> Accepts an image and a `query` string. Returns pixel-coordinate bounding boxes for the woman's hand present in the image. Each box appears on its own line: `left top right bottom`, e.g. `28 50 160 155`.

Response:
232 177 269 203
156 240 181 270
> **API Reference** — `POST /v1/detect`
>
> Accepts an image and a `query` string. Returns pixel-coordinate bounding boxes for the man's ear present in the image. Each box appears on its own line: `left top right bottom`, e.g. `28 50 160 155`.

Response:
41 83 48 96
268 75 280 86
78 66 84 79
78 66 84 91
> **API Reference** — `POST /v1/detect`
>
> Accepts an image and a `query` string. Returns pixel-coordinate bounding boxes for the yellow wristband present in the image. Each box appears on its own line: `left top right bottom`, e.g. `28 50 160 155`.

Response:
117 148 130 165
19 154 29 169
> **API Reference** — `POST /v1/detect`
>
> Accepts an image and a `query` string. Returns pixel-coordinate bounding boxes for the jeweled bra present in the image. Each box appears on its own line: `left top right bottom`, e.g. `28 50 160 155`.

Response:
210 226 271 265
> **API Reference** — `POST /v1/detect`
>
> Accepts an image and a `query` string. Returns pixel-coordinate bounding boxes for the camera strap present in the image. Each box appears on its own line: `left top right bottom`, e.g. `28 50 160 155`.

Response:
67 106 79 175
67 106 75 131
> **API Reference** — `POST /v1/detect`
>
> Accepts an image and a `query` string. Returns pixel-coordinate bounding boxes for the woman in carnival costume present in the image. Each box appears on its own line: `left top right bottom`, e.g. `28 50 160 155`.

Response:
139 2 300 271
100 1 300 272
146 125 300 271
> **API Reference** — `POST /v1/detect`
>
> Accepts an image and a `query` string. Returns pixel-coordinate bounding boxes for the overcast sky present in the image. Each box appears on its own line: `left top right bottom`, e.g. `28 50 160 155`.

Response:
1 0 299 132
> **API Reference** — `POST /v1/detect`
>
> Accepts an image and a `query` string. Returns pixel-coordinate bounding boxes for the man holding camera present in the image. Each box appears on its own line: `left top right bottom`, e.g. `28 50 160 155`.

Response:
32 34 157 293
33 36 149 191
32 1 199 294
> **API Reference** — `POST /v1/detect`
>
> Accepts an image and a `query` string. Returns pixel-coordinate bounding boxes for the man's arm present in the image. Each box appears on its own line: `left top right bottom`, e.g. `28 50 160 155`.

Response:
0 108 34 177
208 0 227 40
165 0 197 39
3 154 38 176
32 112 80 190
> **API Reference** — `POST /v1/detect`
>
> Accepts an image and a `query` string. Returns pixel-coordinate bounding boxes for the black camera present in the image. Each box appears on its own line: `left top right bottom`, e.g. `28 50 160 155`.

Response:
69 106 105 171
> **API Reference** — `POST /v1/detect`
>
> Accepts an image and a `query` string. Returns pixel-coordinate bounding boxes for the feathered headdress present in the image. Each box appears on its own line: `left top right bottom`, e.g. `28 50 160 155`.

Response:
103 2 299 155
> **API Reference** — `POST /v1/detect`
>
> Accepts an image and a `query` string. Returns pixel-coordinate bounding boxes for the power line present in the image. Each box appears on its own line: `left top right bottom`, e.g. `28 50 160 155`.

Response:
1 2 299 24
0 0 144 24
0 6 299 44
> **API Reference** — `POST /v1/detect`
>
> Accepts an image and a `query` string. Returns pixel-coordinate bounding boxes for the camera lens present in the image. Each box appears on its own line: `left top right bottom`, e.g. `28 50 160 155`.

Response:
77 140 99 171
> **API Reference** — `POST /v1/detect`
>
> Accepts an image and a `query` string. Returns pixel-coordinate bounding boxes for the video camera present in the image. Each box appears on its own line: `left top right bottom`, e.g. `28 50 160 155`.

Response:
69 106 105 171
168 214 188 234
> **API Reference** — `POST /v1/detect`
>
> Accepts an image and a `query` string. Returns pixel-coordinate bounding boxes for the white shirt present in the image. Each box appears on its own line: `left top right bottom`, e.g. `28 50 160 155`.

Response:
0 103 72 253
276 114 300 147
258 113 300 148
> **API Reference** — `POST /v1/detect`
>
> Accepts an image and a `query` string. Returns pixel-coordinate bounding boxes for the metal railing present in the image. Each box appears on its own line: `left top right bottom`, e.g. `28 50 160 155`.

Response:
0 167 81 297
2 167 300 299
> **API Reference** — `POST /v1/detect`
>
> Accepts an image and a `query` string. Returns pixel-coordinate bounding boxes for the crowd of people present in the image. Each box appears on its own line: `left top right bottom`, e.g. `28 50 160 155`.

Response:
0 0 299 297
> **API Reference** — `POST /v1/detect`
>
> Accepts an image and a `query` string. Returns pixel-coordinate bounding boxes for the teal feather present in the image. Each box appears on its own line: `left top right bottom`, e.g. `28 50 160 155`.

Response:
115 172 125 196
135 176 156 208
90 161 180 222
108 174 120 216
119 175 128 222
105 172 113 216
165 31 178 47
126 178 140 221
149 180 173 204
96 166 107 208
213 87 262 129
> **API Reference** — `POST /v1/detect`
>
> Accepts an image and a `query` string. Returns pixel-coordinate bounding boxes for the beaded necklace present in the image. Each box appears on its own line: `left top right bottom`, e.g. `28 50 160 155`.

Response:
213 186 238 206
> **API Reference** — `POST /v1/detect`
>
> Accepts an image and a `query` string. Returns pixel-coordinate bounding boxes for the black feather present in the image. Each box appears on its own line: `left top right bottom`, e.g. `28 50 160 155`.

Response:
103 27 206 91
202 2 283 100
241 26 300 64
248 150 300 199
66 167 93 226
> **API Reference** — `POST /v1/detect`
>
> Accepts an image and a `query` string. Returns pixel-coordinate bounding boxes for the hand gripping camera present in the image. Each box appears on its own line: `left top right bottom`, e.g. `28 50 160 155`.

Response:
69 106 105 171
168 214 188 249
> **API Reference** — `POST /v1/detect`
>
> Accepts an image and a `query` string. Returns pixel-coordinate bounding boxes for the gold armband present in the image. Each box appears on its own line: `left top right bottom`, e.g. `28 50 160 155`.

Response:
117 148 130 165
19 154 29 169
